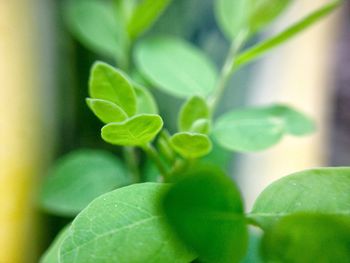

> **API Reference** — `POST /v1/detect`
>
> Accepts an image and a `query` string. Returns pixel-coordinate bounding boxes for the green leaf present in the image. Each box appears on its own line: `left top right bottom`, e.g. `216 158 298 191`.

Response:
101 114 163 146
261 213 350 263
249 0 292 34
213 104 314 152
213 107 285 152
39 149 128 216
268 104 315 136
89 62 137 116
215 0 292 40
178 96 210 132
39 225 70 263
135 36 218 98
134 84 159 114
127 0 172 39
170 132 212 159
64 0 127 61
59 183 195 263
162 166 248 263
189 119 211 134
250 167 350 229
214 0 248 40
86 98 128 124
234 0 341 69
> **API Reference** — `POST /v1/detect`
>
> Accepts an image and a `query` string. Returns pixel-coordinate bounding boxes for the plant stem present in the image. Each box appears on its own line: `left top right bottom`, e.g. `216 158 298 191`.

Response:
142 143 169 180
207 32 248 112
123 146 141 183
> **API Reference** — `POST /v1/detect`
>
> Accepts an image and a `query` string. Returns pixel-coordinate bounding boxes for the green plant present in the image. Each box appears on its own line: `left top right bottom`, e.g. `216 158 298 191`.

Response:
39 0 350 262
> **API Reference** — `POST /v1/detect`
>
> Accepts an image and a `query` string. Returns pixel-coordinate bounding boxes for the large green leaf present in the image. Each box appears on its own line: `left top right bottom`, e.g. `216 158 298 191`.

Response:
64 0 127 61
234 0 341 69
86 98 128 124
170 132 212 159
101 114 163 146
261 213 350 263
134 84 158 114
178 96 210 132
213 104 314 152
250 167 350 229
39 226 70 263
59 183 195 263
89 62 137 116
214 0 248 40
39 149 128 216
135 36 218 98
162 166 248 263
127 0 172 39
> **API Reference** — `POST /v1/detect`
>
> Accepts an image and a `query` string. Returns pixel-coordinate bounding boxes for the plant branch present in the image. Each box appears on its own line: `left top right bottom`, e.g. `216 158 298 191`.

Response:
207 32 248 112
142 143 169 181
123 146 141 183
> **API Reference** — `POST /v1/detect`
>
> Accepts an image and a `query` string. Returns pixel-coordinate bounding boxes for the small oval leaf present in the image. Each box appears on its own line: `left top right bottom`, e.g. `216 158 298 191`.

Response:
251 167 350 229
135 36 218 98
213 107 285 152
178 96 210 132
261 213 350 263
170 132 212 159
162 166 248 263
86 98 128 124
39 149 128 216
101 114 163 146
59 183 195 263
213 104 315 152
89 62 137 116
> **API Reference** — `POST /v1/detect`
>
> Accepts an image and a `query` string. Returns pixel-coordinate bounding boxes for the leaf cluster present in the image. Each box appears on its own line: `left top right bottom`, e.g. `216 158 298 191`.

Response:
40 1 347 262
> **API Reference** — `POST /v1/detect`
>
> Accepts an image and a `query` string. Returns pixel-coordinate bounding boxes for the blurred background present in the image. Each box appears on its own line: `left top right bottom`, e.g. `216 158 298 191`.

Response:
0 0 348 262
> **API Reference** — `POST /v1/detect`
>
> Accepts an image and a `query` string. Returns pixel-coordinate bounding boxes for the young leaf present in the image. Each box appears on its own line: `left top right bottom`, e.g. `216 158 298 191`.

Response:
134 84 159 114
59 183 195 263
261 213 350 263
213 107 285 152
101 114 163 146
250 167 350 229
127 0 172 39
39 225 70 263
170 132 212 159
86 98 128 124
64 0 127 61
189 119 211 134
39 149 128 216
89 62 137 116
234 0 342 69
135 36 218 98
162 166 248 263
178 96 210 132
214 0 248 40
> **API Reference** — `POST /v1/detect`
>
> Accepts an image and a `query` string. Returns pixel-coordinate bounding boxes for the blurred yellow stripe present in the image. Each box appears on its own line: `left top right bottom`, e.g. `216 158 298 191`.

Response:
0 1 42 262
